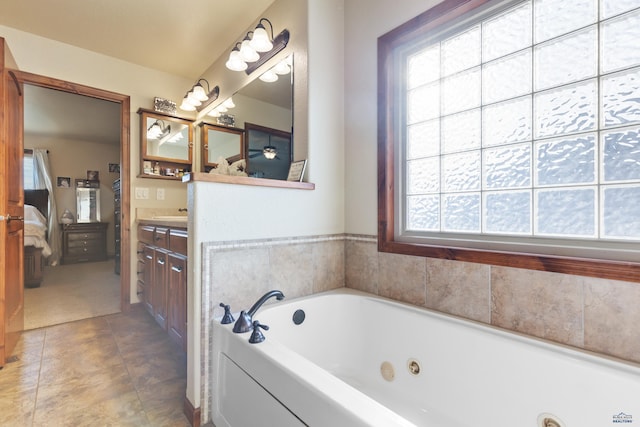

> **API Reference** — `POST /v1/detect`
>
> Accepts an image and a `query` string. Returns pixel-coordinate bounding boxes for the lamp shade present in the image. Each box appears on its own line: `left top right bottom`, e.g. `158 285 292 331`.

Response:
259 70 278 82
273 61 291 75
192 83 209 102
226 50 248 71
239 40 259 62
250 27 273 52
222 97 235 109
186 91 202 107
179 99 196 111
263 145 277 159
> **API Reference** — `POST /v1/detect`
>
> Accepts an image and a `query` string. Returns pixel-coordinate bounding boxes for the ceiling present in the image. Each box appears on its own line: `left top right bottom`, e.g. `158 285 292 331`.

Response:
2 0 277 145
0 0 275 79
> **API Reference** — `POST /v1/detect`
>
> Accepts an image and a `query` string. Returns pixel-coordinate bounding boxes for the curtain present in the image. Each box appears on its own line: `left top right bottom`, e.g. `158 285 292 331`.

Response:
33 149 61 266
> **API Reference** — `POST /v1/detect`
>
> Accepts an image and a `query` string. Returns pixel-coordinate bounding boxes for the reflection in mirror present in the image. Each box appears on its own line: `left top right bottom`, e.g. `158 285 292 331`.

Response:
201 123 244 172
145 117 190 160
76 188 100 222
245 122 291 180
215 55 293 179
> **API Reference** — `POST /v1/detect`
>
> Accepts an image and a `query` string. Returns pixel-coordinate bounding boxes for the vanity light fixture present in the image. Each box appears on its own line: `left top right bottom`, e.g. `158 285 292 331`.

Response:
225 17 290 75
179 80 220 112
207 96 236 118
147 120 170 139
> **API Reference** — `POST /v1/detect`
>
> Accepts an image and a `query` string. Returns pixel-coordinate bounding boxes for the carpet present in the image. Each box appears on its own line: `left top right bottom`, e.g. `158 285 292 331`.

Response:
24 260 121 330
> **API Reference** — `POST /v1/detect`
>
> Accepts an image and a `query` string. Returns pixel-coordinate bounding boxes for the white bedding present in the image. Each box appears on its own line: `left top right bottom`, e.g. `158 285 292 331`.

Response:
24 204 52 257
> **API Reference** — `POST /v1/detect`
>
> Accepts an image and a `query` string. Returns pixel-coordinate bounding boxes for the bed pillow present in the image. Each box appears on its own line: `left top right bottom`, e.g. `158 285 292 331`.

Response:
24 204 47 226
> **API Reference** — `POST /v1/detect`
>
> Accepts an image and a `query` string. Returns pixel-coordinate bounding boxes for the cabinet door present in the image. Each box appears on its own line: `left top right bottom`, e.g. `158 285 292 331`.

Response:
141 245 155 316
167 253 187 351
153 248 169 329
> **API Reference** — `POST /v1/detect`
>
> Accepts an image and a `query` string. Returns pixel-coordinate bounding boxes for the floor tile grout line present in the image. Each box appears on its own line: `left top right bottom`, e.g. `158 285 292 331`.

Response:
30 328 47 427
106 313 155 426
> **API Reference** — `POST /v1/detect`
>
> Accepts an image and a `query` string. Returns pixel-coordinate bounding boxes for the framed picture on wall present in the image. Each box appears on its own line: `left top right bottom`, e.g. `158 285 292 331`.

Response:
87 170 99 181
57 177 71 188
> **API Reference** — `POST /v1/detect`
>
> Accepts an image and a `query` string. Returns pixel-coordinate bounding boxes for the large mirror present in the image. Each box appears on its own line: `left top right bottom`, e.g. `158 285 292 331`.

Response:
201 123 244 171
76 188 100 222
210 55 293 179
138 108 194 178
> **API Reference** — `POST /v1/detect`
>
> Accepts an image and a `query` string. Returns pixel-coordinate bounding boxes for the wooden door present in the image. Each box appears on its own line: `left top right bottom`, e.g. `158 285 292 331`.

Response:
0 37 25 367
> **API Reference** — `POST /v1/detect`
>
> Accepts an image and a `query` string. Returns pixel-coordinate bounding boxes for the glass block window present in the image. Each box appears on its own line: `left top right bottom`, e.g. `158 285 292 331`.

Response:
402 0 640 242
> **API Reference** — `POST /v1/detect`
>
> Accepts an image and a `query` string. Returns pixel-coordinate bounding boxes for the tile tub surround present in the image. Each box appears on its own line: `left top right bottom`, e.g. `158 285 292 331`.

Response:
200 233 640 422
345 236 640 365
201 234 345 421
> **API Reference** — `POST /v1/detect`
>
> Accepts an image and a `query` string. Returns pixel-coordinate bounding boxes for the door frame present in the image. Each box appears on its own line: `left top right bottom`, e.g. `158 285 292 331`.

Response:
12 70 132 310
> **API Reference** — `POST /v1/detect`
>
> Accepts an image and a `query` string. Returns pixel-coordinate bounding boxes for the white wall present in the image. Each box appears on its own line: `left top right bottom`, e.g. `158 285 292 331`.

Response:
0 25 194 303
344 0 442 234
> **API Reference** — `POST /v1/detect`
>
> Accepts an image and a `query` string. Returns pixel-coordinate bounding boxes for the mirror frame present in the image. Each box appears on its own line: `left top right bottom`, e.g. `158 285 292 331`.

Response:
200 123 245 172
138 108 194 178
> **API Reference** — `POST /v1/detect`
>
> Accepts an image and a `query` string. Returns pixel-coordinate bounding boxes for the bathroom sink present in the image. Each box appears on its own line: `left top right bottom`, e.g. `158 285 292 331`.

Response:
151 215 188 221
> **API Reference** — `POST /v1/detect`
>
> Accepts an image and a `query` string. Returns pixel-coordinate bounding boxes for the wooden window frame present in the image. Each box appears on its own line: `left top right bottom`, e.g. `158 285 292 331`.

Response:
377 0 640 283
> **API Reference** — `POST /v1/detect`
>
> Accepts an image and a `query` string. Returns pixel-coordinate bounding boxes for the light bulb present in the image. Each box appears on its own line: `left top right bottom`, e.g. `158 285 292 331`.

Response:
208 109 221 117
259 70 278 82
240 39 259 63
222 97 235 109
192 83 208 102
250 26 273 52
186 91 202 107
225 50 248 71
273 61 290 75
179 99 196 111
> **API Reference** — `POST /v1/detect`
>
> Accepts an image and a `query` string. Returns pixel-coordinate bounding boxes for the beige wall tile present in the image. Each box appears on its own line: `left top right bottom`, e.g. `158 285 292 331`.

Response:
270 243 314 299
426 258 491 323
345 240 379 294
209 248 271 312
585 277 640 363
491 267 584 347
378 252 426 305
312 240 345 293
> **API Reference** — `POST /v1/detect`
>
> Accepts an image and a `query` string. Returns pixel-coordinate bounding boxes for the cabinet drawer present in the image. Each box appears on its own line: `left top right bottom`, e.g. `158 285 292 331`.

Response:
169 229 188 255
154 227 169 249
138 225 155 245
67 245 106 256
67 231 104 242
67 239 104 250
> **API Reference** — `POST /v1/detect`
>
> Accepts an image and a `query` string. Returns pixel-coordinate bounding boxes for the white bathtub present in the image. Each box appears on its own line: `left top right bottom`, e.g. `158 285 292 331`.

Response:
212 289 640 427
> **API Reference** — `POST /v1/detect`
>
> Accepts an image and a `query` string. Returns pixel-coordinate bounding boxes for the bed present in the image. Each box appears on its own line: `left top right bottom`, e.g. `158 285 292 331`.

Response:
24 189 51 288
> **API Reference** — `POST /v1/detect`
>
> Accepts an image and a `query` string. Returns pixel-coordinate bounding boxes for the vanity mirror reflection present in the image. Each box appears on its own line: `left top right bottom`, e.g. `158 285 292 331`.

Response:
201 123 244 172
138 108 194 179
208 54 294 180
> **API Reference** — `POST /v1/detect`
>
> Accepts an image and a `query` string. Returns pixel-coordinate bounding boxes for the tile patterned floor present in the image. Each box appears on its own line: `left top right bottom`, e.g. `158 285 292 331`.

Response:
0 305 190 427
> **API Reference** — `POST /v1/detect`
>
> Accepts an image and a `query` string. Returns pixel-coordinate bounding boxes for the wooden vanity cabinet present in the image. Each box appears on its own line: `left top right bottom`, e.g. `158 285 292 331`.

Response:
137 223 187 351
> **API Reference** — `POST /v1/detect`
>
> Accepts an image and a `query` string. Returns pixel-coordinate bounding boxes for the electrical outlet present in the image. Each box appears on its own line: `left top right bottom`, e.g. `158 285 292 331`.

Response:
135 187 149 200
156 188 165 200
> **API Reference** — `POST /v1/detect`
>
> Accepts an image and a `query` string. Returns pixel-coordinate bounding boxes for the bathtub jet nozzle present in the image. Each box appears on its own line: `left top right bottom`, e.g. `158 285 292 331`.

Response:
233 290 285 333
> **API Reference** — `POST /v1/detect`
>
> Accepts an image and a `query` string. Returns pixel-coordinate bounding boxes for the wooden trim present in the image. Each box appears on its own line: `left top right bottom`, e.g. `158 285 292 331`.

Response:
185 171 315 190
183 395 201 427
12 70 134 306
377 0 640 283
